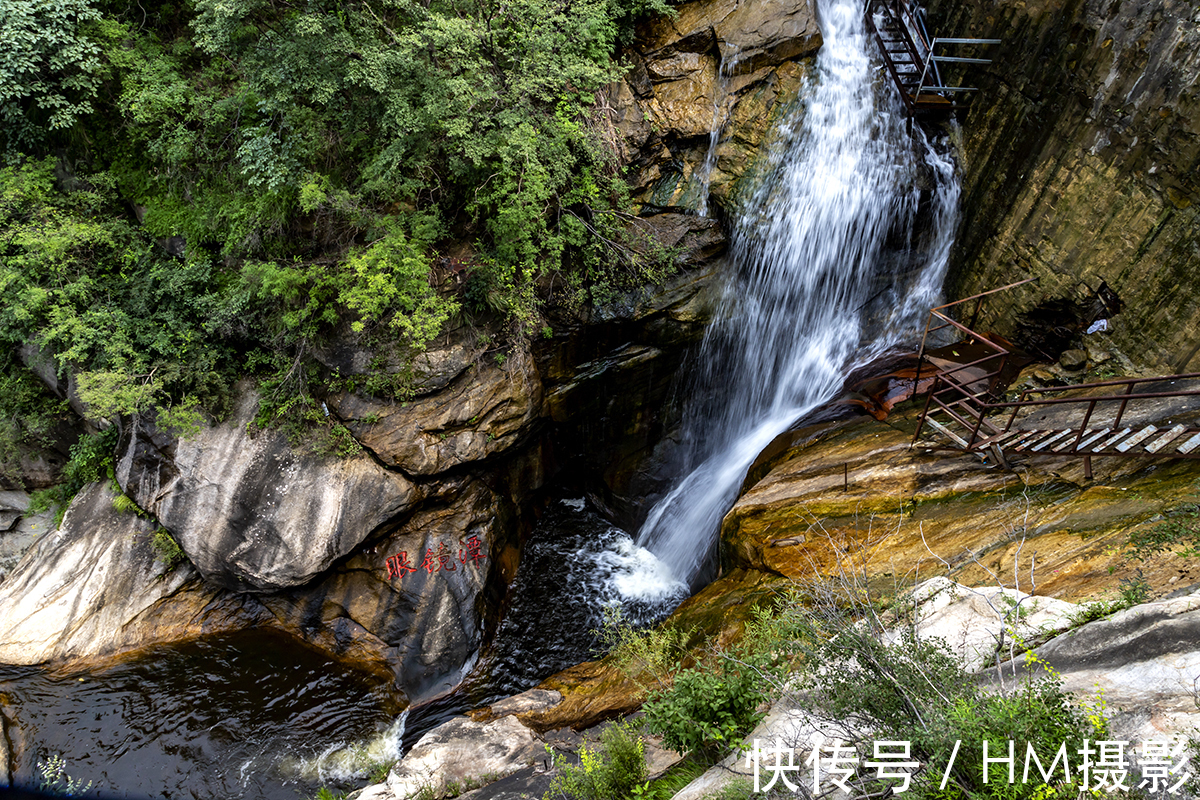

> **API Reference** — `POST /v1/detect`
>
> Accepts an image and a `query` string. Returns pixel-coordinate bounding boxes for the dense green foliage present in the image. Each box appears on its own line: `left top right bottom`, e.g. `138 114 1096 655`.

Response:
643 659 769 761
1 0 674 485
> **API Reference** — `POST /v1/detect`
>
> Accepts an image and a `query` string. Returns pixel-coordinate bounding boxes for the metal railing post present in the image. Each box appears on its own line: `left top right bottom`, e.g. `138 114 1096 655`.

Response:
913 374 940 446
1070 399 1097 452
1114 382 1136 429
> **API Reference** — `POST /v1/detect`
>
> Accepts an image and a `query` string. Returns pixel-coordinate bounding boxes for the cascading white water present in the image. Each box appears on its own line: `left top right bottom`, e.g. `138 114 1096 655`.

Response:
634 0 961 586
695 47 741 217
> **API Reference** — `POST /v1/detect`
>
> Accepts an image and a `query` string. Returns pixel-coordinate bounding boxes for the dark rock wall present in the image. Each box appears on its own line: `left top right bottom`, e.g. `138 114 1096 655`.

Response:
924 0 1200 370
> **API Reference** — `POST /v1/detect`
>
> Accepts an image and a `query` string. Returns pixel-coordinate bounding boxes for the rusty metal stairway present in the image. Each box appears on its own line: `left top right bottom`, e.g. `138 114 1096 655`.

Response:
911 280 1200 477
864 0 999 123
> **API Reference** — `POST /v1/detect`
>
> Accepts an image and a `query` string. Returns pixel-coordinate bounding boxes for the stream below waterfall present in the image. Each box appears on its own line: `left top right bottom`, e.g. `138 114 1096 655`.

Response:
0 630 402 799
0 0 960 796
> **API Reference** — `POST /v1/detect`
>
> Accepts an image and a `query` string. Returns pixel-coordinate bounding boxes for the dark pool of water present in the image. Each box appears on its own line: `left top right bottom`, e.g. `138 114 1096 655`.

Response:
398 499 687 747
0 629 402 800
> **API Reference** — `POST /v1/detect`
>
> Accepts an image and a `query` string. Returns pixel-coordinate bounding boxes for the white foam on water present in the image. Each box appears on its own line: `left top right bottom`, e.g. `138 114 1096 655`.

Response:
589 532 688 604
282 710 408 785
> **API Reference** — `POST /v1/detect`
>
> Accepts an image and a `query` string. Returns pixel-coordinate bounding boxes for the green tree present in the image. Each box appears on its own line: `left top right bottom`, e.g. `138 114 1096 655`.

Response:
0 0 103 154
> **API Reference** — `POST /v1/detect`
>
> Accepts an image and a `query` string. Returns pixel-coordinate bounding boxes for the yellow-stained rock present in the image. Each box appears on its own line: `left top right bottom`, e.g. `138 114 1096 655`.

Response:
722 409 1200 603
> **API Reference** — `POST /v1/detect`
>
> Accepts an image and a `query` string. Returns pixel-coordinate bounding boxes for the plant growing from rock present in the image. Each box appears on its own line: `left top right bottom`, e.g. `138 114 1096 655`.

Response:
150 527 187 571
740 567 1110 800
544 719 648 800
37 754 93 797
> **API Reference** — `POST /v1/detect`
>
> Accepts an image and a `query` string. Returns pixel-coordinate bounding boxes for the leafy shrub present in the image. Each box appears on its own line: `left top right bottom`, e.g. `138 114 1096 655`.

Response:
774 581 1107 800
546 719 648 800
1128 504 1200 561
0 0 102 154
28 427 118 523
642 662 767 762
1068 571 1150 627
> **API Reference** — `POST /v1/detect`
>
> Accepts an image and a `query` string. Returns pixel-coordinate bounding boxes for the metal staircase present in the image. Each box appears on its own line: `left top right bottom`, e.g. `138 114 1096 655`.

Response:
864 0 999 123
911 280 1200 477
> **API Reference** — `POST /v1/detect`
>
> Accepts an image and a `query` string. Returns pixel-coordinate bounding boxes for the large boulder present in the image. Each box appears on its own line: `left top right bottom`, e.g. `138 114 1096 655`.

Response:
722 410 1200 603
329 347 543 476
116 390 420 593
0 483 253 665
261 478 508 698
1013 591 1200 742
313 322 487 398
638 0 821 72
357 715 544 800
893 577 1079 672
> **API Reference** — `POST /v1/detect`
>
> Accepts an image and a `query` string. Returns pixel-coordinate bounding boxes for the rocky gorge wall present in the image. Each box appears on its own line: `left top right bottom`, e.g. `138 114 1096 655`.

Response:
0 0 828 709
924 0 1200 371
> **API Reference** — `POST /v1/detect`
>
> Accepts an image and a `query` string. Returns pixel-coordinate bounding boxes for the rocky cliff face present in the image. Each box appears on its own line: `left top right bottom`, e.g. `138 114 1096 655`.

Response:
923 0 1200 371
613 0 821 213
0 234 725 698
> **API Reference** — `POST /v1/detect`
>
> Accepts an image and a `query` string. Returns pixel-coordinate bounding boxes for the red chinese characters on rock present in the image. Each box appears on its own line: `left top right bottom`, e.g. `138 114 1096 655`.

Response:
385 535 487 581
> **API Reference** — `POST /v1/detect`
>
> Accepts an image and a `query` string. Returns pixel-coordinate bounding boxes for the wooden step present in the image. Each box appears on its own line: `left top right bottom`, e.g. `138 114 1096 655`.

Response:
926 417 970 448
1052 431 1087 452
971 428 1026 450
1005 429 1046 450
1031 430 1074 452
1177 431 1200 454
1116 425 1158 453
1073 428 1113 452
1146 424 1188 454
1092 428 1132 452
1011 430 1059 451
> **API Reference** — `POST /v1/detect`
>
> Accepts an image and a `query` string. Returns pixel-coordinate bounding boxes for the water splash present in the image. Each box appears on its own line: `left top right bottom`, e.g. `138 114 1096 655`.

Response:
284 710 408 785
476 500 687 697
636 0 960 586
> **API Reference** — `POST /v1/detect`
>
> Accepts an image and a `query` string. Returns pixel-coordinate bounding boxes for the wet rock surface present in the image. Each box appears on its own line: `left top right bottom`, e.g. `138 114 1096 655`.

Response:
614 0 821 213
0 483 252 666
261 478 507 698
721 406 1200 603
357 715 543 800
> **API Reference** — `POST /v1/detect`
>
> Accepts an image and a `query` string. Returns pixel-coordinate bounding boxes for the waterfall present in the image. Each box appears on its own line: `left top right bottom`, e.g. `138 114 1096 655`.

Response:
635 0 961 586
695 47 741 217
